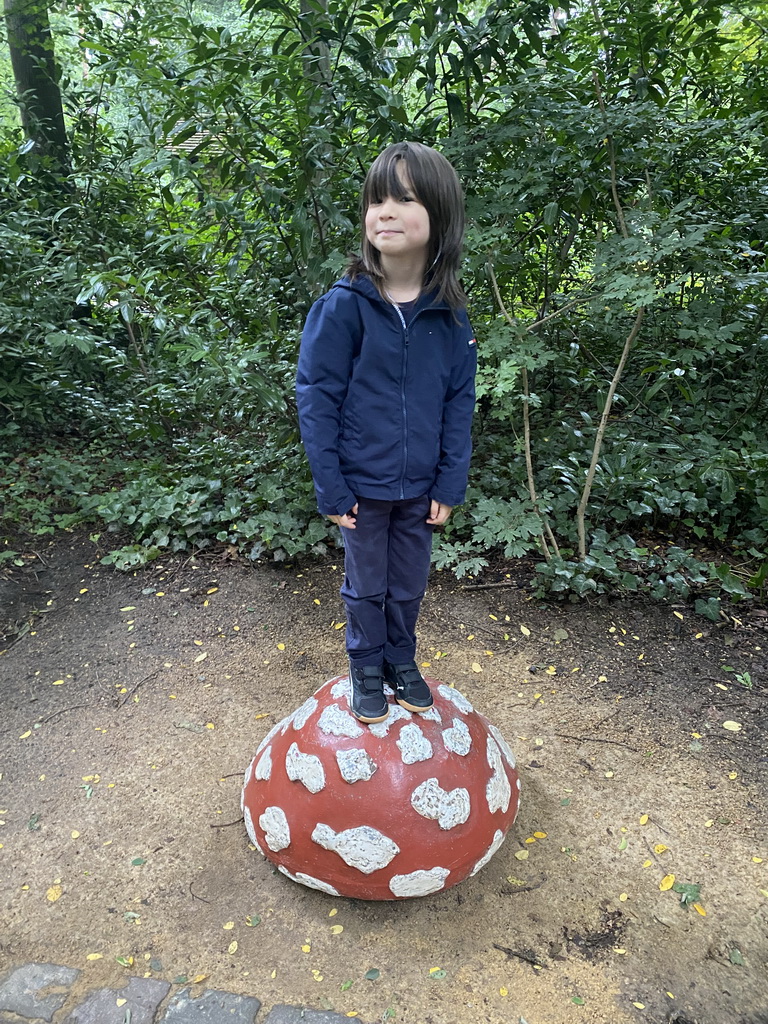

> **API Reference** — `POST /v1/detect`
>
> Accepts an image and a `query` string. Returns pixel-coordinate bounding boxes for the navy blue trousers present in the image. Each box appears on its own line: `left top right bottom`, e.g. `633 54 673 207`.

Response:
340 495 434 666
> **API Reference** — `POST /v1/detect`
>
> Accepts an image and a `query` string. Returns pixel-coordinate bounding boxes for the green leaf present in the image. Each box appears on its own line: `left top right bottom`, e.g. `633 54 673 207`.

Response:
729 948 745 966
672 881 701 906
364 968 380 981
131 857 146 866
340 980 354 991
572 996 585 1005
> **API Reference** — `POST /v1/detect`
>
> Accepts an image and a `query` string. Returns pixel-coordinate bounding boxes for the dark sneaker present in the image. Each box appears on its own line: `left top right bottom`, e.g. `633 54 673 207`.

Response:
349 662 389 723
384 661 433 713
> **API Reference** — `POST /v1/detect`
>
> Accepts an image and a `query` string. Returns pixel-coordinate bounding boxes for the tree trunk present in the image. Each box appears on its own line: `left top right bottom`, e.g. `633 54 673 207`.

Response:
4 0 70 176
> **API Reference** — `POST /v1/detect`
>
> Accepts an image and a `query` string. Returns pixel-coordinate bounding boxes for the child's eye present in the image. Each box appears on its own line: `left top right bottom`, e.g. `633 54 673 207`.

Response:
399 195 415 203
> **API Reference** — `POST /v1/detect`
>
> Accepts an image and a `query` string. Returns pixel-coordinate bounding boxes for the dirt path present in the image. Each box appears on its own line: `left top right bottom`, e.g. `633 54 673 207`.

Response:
1 533 766 1024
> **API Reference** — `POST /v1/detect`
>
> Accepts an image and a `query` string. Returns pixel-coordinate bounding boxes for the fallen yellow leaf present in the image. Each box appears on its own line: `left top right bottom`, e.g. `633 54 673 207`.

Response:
693 903 706 916
639 814 649 825
193 974 207 983
673 611 683 620
86 953 103 961
277 643 285 651
302 944 311 953
514 850 529 861
633 1002 646 1009
533 831 547 839
46 885 63 902
116 998 127 1007
654 844 668 854
520 624 531 636
228 941 238 954
19 731 31 740
471 662 482 673
70 830 80 839
500 986 508 996
330 925 344 934
723 720 742 732
659 874 675 891
223 921 235 930
329 908 338 917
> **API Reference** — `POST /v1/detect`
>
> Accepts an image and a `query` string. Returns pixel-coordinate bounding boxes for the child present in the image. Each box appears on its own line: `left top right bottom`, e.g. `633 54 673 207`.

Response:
296 141 477 723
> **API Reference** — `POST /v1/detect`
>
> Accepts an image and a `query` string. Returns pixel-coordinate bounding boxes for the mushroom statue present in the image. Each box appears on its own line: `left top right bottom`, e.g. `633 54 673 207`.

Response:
241 674 520 900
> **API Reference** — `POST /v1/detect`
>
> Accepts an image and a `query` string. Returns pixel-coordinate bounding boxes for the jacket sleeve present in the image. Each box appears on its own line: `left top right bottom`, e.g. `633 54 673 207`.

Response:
429 314 477 508
296 289 360 516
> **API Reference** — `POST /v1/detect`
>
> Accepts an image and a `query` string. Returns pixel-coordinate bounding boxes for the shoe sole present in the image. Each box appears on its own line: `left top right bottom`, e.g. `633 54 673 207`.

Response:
352 708 390 724
395 697 433 713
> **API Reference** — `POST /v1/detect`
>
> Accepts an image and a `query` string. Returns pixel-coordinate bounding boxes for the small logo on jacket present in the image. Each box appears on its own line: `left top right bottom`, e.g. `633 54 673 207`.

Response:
468 337 476 346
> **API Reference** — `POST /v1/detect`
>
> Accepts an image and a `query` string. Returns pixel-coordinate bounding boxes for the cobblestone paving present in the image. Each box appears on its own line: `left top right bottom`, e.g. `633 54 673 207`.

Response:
0 964 366 1024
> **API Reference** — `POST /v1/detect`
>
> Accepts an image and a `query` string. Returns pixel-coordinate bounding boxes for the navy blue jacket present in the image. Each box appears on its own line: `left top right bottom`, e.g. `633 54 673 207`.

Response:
296 274 477 516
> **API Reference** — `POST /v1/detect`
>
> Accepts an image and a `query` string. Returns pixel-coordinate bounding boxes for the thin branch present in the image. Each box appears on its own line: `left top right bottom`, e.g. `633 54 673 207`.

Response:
575 307 645 560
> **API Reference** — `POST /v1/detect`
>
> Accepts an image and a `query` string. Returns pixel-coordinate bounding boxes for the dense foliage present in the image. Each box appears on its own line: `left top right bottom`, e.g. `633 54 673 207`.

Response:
1 0 767 616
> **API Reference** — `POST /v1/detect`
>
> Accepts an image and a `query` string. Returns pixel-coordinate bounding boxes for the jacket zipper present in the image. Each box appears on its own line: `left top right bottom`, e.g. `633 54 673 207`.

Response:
390 302 409 499
390 302 424 500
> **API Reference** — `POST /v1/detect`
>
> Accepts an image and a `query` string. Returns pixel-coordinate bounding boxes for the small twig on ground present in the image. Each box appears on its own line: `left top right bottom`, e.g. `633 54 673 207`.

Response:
118 670 160 707
492 943 546 969
189 880 211 903
460 582 519 591
555 732 639 752
219 771 246 780
36 702 94 725
210 816 244 829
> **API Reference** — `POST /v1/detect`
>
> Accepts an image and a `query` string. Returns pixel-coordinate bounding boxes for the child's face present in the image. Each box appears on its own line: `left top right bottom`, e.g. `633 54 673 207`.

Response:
364 164 430 265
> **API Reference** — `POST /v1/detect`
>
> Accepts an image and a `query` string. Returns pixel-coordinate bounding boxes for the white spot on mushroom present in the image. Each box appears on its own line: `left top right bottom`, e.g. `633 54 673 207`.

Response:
397 722 433 764
336 747 378 783
486 737 511 814
259 806 291 852
318 703 365 738
437 685 473 714
256 719 284 755
389 867 450 897
254 745 273 780
368 703 411 738
243 760 255 788
278 865 340 895
470 829 506 876
420 706 443 724
442 717 472 756
312 823 399 874
292 696 319 730
243 805 259 848
411 778 470 830
487 722 516 769
516 777 521 791
285 742 326 793
331 679 350 700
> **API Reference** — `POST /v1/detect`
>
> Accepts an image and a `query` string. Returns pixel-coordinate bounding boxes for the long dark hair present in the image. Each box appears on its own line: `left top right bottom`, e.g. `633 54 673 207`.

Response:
347 142 467 310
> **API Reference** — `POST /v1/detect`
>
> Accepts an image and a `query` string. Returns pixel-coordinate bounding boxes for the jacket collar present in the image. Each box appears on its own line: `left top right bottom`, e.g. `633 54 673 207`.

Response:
332 274 450 313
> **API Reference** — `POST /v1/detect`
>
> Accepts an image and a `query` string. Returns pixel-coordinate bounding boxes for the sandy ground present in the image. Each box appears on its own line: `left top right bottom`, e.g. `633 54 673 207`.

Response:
0 532 767 1024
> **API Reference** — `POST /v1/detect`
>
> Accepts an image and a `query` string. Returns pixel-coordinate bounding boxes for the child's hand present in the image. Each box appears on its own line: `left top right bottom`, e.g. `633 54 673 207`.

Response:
427 500 453 526
328 504 358 529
